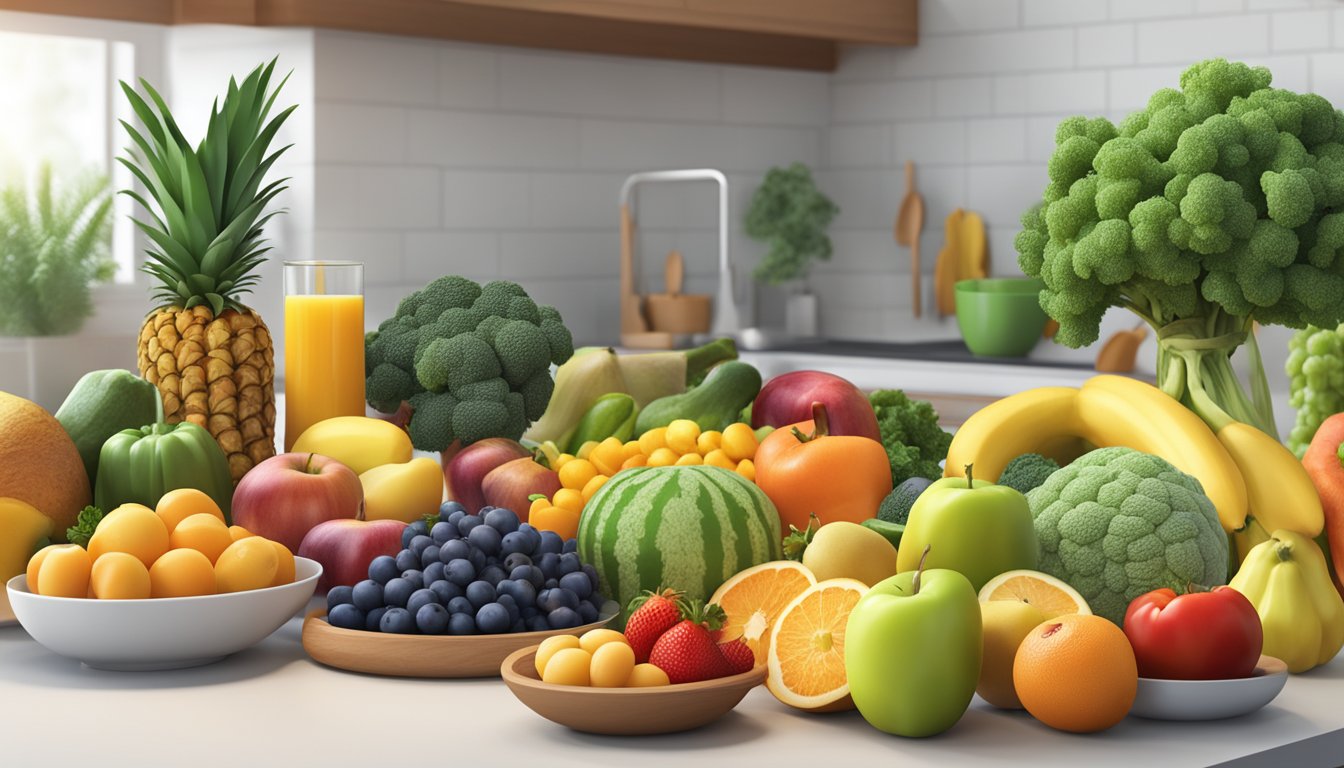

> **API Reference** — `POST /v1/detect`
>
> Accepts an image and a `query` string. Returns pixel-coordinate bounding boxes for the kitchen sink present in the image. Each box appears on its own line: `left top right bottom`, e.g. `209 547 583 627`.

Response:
739 336 1094 370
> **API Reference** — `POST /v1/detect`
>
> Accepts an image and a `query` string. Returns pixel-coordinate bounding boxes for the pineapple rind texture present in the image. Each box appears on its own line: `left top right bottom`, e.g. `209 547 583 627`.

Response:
138 305 276 483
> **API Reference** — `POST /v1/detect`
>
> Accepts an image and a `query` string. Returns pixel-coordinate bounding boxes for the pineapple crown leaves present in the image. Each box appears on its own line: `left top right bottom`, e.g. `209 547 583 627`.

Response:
117 57 297 316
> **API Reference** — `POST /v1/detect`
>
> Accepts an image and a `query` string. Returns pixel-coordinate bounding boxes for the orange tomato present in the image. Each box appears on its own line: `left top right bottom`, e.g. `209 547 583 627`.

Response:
754 403 892 533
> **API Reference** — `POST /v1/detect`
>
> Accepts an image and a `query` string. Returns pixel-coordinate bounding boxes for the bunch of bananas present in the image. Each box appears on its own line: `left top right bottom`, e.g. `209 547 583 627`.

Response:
947 375 1324 558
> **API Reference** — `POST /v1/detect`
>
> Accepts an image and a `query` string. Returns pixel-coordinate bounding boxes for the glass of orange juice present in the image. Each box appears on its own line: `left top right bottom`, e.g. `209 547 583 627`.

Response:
283 261 365 451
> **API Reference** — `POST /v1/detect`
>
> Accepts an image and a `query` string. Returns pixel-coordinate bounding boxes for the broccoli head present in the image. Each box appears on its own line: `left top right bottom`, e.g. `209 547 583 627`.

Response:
998 453 1061 496
365 277 574 452
1027 446 1228 624
1019 58 1344 347
868 389 953 486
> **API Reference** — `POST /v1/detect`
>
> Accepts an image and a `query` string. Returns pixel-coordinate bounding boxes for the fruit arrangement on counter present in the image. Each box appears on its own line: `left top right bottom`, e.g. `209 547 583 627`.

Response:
6 54 1344 749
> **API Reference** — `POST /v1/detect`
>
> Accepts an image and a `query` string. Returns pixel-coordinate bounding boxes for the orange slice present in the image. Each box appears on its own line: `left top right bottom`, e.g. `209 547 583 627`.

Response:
710 560 816 665
766 578 868 712
979 569 1091 618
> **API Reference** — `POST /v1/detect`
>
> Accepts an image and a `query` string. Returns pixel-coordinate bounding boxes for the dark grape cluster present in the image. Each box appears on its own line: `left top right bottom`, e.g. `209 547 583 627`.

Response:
325 502 607 635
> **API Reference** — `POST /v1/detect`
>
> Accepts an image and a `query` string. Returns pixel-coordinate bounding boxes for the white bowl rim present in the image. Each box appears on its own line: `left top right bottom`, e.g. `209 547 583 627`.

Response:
5 556 322 604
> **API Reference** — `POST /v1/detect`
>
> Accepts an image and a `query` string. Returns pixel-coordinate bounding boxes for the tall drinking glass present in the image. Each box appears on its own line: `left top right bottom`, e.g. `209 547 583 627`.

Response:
284 261 365 451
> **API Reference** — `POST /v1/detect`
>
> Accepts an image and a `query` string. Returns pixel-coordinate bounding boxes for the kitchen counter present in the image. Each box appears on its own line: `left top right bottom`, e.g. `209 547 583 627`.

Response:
1 607 1340 768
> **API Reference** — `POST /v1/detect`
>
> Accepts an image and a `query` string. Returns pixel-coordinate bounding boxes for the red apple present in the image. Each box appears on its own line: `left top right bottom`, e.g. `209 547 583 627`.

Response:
232 452 364 553
483 457 562 520
445 437 531 513
751 370 881 441
298 517 406 593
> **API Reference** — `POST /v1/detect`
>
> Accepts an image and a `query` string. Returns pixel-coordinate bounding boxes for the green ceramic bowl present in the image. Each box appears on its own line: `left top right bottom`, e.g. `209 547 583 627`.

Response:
954 277 1047 358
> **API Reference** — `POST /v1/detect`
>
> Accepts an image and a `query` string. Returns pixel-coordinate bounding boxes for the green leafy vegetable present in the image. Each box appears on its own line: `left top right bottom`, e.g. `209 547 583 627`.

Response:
66 505 105 548
868 389 952 486
1017 58 1344 438
998 453 1061 495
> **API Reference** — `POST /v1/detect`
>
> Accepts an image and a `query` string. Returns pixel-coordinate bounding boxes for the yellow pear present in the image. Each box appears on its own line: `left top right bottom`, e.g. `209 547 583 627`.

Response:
801 521 898 586
978 600 1048 709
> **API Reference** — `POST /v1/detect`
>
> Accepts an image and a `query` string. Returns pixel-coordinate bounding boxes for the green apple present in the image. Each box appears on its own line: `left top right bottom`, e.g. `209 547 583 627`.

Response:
896 465 1037 591
845 555 982 737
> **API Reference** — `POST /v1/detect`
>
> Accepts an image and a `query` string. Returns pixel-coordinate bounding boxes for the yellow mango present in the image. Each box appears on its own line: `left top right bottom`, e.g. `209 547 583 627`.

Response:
361 457 444 523
0 497 54 583
291 416 414 476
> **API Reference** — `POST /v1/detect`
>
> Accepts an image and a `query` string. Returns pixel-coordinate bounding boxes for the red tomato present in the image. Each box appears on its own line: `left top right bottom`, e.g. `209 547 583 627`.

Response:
1122 587 1263 680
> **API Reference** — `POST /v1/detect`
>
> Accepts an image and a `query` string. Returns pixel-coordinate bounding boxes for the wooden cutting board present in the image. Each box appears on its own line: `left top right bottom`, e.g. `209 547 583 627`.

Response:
934 209 964 316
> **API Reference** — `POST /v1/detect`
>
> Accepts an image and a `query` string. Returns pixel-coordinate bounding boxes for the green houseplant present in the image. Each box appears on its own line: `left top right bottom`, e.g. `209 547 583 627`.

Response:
0 164 114 336
745 163 838 335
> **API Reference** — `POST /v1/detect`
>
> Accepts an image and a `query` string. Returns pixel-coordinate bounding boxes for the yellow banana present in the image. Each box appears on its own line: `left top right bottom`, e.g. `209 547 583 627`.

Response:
1081 375 1247 533
944 387 1084 482
1216 421 1323 538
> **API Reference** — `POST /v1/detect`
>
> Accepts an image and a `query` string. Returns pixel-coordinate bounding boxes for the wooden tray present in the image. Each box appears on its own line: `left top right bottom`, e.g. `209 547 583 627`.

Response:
302 605 616 678
501 645 766 735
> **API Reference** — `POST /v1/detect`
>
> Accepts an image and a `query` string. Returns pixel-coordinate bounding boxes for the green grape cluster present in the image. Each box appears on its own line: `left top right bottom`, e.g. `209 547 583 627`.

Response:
1287 324 1344 455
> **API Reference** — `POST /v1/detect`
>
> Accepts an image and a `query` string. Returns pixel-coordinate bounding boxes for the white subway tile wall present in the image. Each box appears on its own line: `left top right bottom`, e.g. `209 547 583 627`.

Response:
310 0 1343 361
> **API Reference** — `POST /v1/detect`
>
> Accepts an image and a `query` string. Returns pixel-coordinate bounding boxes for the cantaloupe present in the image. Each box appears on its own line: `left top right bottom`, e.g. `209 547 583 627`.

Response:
0 391 90 540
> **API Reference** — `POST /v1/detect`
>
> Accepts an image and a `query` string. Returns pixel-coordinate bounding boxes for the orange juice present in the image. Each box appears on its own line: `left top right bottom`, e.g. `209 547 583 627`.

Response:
284 294 365 450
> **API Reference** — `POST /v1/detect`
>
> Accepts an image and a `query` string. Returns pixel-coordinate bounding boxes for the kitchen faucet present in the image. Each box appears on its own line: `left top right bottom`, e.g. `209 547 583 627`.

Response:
618 169 742 345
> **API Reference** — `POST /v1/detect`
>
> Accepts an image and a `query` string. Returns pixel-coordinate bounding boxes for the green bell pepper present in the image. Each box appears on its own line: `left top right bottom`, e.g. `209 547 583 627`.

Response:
94 414 235 524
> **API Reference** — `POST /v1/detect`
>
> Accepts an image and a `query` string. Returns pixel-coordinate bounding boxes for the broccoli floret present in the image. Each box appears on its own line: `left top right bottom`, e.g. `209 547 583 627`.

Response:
494 319 550 387
998 453 1061 496
363 275 574 451
877 477 933 525
868 389 953 486
416 334 500 393
406 391 458 452
1019 57 1344 438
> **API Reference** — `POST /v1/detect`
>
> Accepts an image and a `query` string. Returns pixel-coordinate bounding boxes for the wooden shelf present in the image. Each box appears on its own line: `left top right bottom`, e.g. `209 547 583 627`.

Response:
0 0 916 70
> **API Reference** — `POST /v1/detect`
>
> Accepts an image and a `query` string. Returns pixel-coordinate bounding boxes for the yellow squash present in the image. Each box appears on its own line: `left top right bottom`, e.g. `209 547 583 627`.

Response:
1230 530 1344 673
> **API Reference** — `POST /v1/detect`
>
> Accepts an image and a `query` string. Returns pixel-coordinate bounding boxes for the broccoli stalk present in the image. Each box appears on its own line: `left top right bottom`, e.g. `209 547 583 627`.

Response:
1018 58 1344 437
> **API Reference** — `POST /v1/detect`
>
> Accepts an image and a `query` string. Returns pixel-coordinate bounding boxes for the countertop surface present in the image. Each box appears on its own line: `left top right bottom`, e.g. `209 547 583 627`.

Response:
1 605 1340 768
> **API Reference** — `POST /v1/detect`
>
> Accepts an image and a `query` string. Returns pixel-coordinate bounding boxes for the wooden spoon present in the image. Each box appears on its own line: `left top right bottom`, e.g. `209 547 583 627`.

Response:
1095 322 1149 373
665 250 684 297
895 161 926 317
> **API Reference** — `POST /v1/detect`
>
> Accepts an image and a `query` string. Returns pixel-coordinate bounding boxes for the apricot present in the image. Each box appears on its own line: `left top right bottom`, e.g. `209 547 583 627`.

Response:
269 540 296 587
88 504 170 568
214 537 278 593
91 552 151 599
170 513 233 564
228 525 255 542
27 544 73 593
37 545 91 598
149 549 216 598
156 488 225 533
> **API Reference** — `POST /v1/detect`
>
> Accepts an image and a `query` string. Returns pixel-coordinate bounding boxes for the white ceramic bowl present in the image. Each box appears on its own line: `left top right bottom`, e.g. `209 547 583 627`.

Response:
1130 655 1289 721
6 557 321 671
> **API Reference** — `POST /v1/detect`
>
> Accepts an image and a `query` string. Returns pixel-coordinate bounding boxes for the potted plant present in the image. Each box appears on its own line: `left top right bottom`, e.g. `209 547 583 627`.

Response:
0 164 115 407
745 163 839 336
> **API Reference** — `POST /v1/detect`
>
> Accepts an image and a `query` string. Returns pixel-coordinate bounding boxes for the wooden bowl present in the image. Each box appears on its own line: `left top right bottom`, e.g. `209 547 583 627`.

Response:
645 293 712 335
302 604 617 678
500 645 766 735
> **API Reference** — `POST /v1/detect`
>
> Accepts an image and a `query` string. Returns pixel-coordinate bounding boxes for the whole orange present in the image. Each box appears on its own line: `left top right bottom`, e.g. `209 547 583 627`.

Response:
1013 614 1137 733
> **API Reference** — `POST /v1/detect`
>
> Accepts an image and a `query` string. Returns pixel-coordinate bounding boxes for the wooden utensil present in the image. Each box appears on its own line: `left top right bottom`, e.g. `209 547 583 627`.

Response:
895 161 926 317
959 210 988 280
302 606 616 678
500 645 767 735
935 209 965 316
645 250 712 334
1095 322 1149 372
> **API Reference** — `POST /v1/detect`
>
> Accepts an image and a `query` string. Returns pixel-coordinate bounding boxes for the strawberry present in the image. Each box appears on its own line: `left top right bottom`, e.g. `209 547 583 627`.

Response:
625 588 685 664
649 601 733 684
717 638 756 675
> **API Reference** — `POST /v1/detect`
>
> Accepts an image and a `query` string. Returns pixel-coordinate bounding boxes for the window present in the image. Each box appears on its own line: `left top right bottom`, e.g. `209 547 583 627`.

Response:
0 29 137 282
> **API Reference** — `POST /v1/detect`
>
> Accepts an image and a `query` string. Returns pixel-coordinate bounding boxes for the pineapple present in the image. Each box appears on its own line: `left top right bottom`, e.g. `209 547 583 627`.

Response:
119 59 295 482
